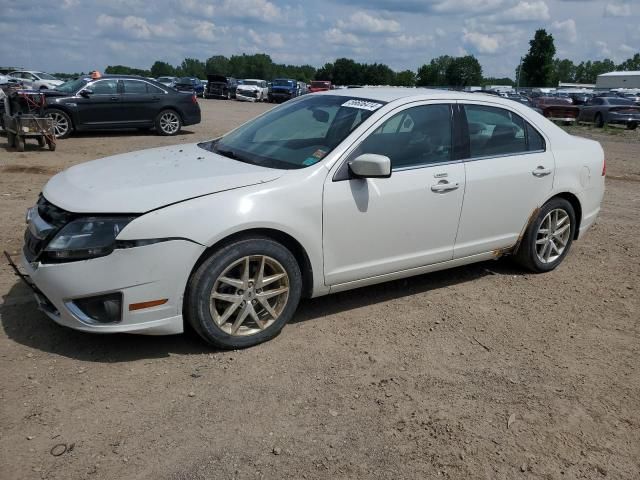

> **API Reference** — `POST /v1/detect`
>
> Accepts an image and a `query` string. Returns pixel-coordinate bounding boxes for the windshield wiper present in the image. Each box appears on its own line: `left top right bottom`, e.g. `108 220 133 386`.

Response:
215 147 237 159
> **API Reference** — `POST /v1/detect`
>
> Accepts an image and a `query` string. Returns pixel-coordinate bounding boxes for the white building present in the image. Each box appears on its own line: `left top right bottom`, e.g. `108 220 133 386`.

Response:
596 71 640 89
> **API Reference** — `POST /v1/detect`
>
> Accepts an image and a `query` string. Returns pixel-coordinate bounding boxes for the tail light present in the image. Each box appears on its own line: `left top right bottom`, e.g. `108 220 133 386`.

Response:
191 94 197 104
602 158 606 177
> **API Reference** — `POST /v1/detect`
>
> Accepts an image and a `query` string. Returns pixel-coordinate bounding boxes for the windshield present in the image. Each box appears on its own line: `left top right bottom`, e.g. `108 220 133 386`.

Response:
203 95 385 170
178 77 193 83
55 77 89 93
242 80 260 86
273 79 293 87
36 72 57 80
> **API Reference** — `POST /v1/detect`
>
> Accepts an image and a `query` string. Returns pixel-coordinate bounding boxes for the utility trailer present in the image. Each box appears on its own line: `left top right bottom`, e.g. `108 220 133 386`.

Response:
1 89 56 151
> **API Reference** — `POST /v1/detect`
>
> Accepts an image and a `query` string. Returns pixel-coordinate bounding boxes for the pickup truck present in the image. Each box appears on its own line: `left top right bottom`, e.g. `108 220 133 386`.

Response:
269 78 299 103
309 80 331 93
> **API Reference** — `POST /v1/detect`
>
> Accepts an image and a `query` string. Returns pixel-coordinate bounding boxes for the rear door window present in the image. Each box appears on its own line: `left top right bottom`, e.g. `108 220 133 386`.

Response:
123 80 148 94
463 105 527 158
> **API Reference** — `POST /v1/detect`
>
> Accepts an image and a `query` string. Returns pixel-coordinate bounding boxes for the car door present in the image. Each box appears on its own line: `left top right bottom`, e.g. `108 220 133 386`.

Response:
75 78 124 127
453 102 554 259
580 97 598 123
120 79 160 125
323 102 465 286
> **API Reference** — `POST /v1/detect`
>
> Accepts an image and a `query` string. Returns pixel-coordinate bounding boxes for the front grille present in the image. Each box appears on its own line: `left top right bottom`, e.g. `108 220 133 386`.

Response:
238 90 257 97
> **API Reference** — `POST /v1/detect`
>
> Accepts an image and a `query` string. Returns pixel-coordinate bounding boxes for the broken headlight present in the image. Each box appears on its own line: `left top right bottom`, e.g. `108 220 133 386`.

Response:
44 217 135 261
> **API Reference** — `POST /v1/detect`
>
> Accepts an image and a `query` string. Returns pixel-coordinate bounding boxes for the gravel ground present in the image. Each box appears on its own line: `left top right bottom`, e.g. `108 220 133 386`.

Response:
1 100 639 480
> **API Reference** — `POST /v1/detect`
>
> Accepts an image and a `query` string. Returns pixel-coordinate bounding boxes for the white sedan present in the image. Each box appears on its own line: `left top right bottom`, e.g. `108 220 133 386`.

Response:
19 89 605 349
8 70 63 90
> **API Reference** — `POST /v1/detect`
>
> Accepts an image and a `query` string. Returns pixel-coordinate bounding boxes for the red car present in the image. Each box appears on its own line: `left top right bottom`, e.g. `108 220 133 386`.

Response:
534 97 579 124
309 80 331 93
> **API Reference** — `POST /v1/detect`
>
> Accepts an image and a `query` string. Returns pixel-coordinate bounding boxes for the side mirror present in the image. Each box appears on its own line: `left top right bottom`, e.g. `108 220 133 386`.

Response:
348 154 392 179
79 88 93 97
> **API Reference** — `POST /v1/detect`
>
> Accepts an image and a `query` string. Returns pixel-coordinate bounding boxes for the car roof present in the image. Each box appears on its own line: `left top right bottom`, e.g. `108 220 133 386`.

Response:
315 87 536 105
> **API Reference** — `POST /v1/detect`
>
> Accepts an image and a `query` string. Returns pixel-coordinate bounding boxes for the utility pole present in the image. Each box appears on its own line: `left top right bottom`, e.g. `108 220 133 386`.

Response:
516 57 523 93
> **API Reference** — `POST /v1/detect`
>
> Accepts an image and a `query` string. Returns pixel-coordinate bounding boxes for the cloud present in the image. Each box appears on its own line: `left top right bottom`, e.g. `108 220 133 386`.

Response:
604 1 632 17
324 28 361 47
552 18 577 43
336 11 400 34
463 30 500 54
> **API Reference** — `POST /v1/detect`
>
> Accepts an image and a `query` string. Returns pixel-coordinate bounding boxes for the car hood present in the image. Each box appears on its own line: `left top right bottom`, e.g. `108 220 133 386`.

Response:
46 79 64 86
43 143 282 214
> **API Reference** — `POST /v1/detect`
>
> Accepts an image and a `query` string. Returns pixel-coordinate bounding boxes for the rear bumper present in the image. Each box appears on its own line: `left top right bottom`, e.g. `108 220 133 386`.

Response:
607 114 640 126
548 117 577 123
181 106 201 126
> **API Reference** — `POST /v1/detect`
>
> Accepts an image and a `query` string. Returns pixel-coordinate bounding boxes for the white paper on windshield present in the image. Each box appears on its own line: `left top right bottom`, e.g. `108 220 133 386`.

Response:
341 99 383 111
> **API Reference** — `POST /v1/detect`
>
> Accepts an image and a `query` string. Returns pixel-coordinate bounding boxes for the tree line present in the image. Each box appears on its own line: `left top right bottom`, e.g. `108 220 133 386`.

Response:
519 29 640 87
96 35 638 88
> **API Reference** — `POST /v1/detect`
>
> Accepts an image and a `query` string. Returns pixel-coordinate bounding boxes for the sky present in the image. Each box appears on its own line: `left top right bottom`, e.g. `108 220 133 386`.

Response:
0 0 638 78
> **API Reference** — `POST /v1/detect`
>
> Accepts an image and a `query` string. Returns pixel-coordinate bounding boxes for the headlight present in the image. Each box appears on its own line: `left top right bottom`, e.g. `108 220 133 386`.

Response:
44 217 135 261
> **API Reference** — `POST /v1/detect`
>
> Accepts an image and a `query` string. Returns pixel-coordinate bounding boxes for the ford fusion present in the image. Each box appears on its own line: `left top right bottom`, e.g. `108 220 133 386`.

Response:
19 89 605 349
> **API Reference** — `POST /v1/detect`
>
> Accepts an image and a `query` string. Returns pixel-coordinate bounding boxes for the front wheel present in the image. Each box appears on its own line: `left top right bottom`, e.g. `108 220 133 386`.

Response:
186 237 302 349
515 198 576 273
628 122 637 131
45 109 72 139
155 109 182 136
595 113 604 128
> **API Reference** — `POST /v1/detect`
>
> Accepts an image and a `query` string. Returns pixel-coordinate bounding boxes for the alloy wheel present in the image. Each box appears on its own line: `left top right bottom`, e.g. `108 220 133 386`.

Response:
209 255 290 336
159 112 180 134
535 208 571 264
47 112 70 138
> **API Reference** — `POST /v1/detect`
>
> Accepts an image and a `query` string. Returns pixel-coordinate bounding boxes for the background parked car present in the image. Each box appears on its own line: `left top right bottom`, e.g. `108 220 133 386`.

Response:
532 96 579 124
235 79 269 102
43 75 201 138
308 80 331 93
156 76 178 88
205 74 238 99
269 78 299 103
577 96 640 130
8 70 63 90
174 77 205 97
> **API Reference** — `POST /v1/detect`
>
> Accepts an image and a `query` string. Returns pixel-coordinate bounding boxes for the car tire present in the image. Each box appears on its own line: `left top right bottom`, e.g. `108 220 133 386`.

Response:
595 113 604 128
627 122 637 131
185 237 302 349
7 131 15 148
515 198 576 273
45 109 73 139
155 109 182 136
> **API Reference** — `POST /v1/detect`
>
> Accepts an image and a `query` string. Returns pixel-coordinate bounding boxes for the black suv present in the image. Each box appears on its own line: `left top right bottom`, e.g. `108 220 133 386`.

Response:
204 74 238 99
43 75 201 138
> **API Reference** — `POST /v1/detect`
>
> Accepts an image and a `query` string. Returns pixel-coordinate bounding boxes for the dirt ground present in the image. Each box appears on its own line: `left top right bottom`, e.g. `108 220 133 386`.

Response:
1 101 639 480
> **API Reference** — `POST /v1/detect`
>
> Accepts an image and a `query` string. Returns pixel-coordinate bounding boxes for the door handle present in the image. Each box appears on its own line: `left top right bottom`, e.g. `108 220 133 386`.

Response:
532 166 552 177
431 180 460 193
110 96 119 101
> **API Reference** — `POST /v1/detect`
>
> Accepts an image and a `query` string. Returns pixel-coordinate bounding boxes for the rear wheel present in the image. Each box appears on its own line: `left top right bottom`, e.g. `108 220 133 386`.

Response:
515 198 576 273
7 132 15 148
186 237 302 349
627 122 637 131
155 109 182 136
